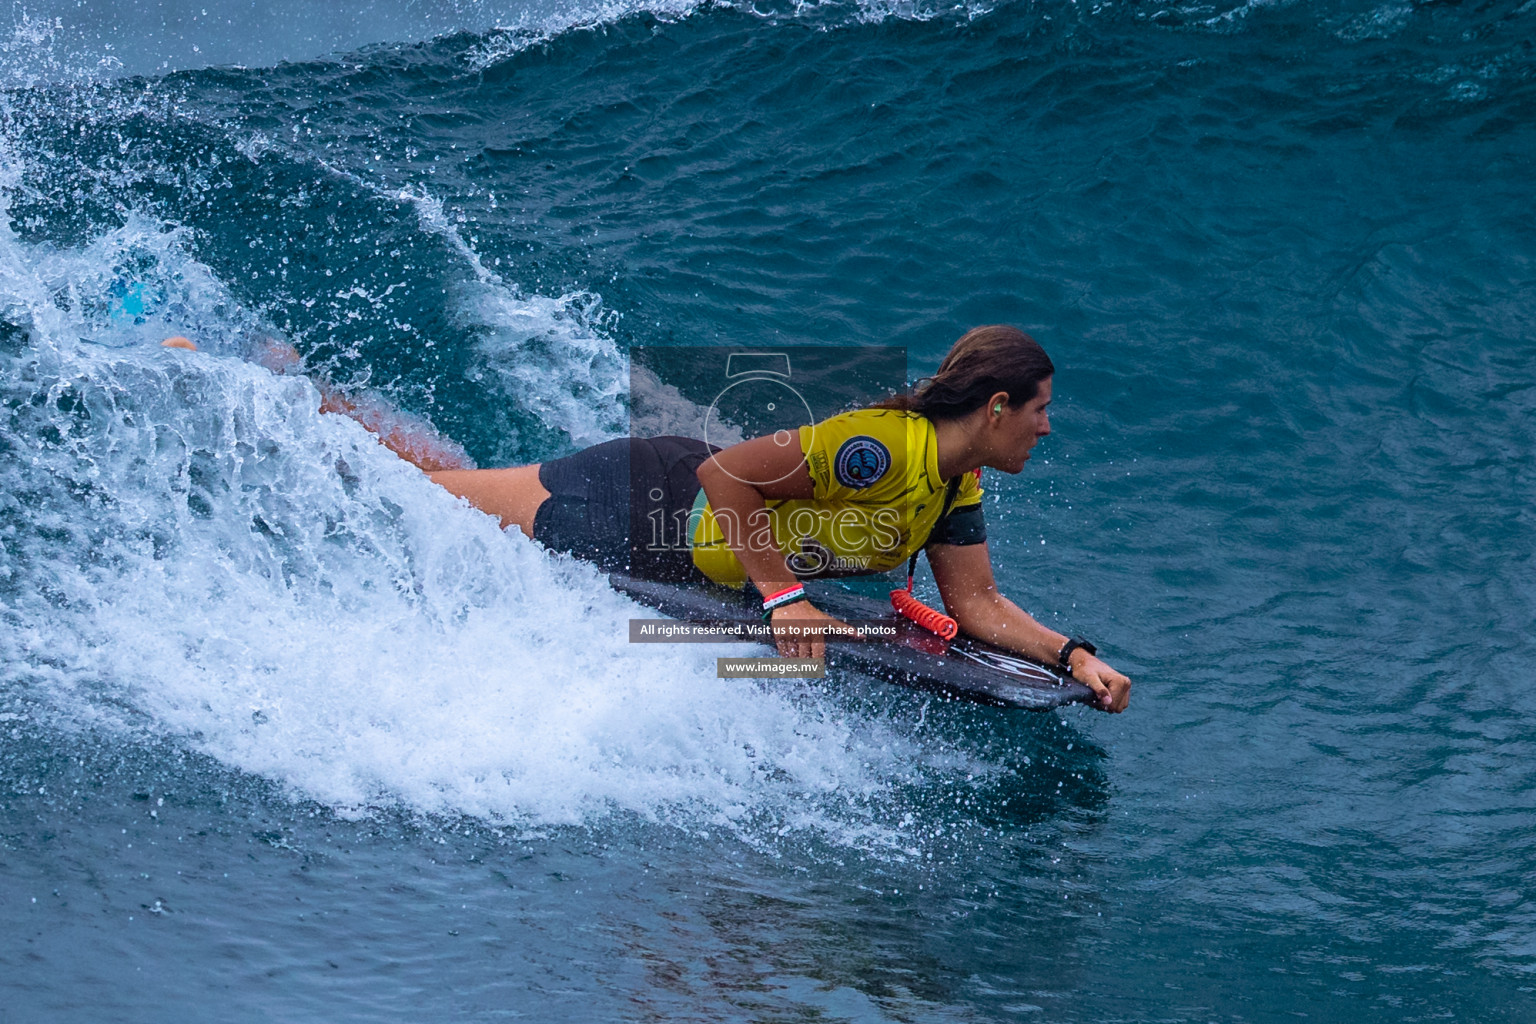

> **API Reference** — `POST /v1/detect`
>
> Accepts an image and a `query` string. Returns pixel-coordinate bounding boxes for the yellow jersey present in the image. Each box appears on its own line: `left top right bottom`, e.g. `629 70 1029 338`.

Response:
689 408 983 587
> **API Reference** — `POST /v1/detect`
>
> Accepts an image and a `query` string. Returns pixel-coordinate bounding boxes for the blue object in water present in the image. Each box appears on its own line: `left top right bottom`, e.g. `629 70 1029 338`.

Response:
107 279 159 323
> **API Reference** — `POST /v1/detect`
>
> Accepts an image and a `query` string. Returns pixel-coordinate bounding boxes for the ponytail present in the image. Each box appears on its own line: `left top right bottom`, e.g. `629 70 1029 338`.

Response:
877 325 1055 419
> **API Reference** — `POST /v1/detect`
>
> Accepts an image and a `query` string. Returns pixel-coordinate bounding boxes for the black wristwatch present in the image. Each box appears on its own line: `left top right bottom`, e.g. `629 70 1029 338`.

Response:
1057 636 1098 676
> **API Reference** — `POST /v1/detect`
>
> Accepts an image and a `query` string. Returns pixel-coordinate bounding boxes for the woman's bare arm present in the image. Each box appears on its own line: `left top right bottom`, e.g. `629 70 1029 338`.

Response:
695 435 849 659
694 434 814 591
927 541 1132 712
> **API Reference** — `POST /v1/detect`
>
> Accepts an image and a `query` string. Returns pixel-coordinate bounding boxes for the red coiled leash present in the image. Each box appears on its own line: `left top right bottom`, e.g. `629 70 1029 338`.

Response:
891 582 958 640
890 474 965 641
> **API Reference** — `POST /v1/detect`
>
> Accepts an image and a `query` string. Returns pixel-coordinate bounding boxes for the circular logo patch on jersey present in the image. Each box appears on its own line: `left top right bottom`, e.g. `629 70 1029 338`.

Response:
834 436 891 489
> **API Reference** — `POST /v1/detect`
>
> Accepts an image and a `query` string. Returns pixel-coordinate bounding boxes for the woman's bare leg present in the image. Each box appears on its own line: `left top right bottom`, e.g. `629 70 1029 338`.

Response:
247 338 548 534
336 399 474 474
250 337 473 473
429 464 550 539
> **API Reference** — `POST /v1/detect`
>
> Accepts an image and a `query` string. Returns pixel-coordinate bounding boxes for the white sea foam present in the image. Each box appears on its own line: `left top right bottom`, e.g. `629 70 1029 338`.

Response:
0 211 948 844
6 0 1001 85
14 216 267 354
394 183 722 446
462 0 999 72
281 156 634 450
0 9 973 849
457 281 631 447
463 0 705 70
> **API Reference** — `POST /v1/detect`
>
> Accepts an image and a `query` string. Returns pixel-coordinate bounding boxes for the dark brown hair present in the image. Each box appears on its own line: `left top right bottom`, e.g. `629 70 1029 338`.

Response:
876 325 1055 420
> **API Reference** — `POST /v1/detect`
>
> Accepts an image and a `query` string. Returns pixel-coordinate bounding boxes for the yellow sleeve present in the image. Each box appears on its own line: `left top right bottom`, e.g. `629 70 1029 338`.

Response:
799 409 912 505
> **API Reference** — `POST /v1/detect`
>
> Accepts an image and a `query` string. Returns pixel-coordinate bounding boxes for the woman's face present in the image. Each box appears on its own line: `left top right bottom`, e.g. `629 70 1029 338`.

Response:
991 376 1053 473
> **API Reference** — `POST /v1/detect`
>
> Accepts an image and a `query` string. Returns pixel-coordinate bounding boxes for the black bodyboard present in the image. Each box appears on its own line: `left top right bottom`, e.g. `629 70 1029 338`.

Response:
609 573 1095 711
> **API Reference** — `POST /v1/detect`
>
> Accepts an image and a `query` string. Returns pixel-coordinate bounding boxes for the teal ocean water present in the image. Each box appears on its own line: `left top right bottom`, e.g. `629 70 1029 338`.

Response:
2 0 1533 1019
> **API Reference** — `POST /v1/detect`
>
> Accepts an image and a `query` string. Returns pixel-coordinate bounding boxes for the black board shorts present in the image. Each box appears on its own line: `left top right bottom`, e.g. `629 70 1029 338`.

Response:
533 436 718 582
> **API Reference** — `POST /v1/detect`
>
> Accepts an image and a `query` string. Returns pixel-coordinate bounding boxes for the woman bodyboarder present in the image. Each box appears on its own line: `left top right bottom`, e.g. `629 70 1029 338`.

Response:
389 325 1132 712
167 325 1132 710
